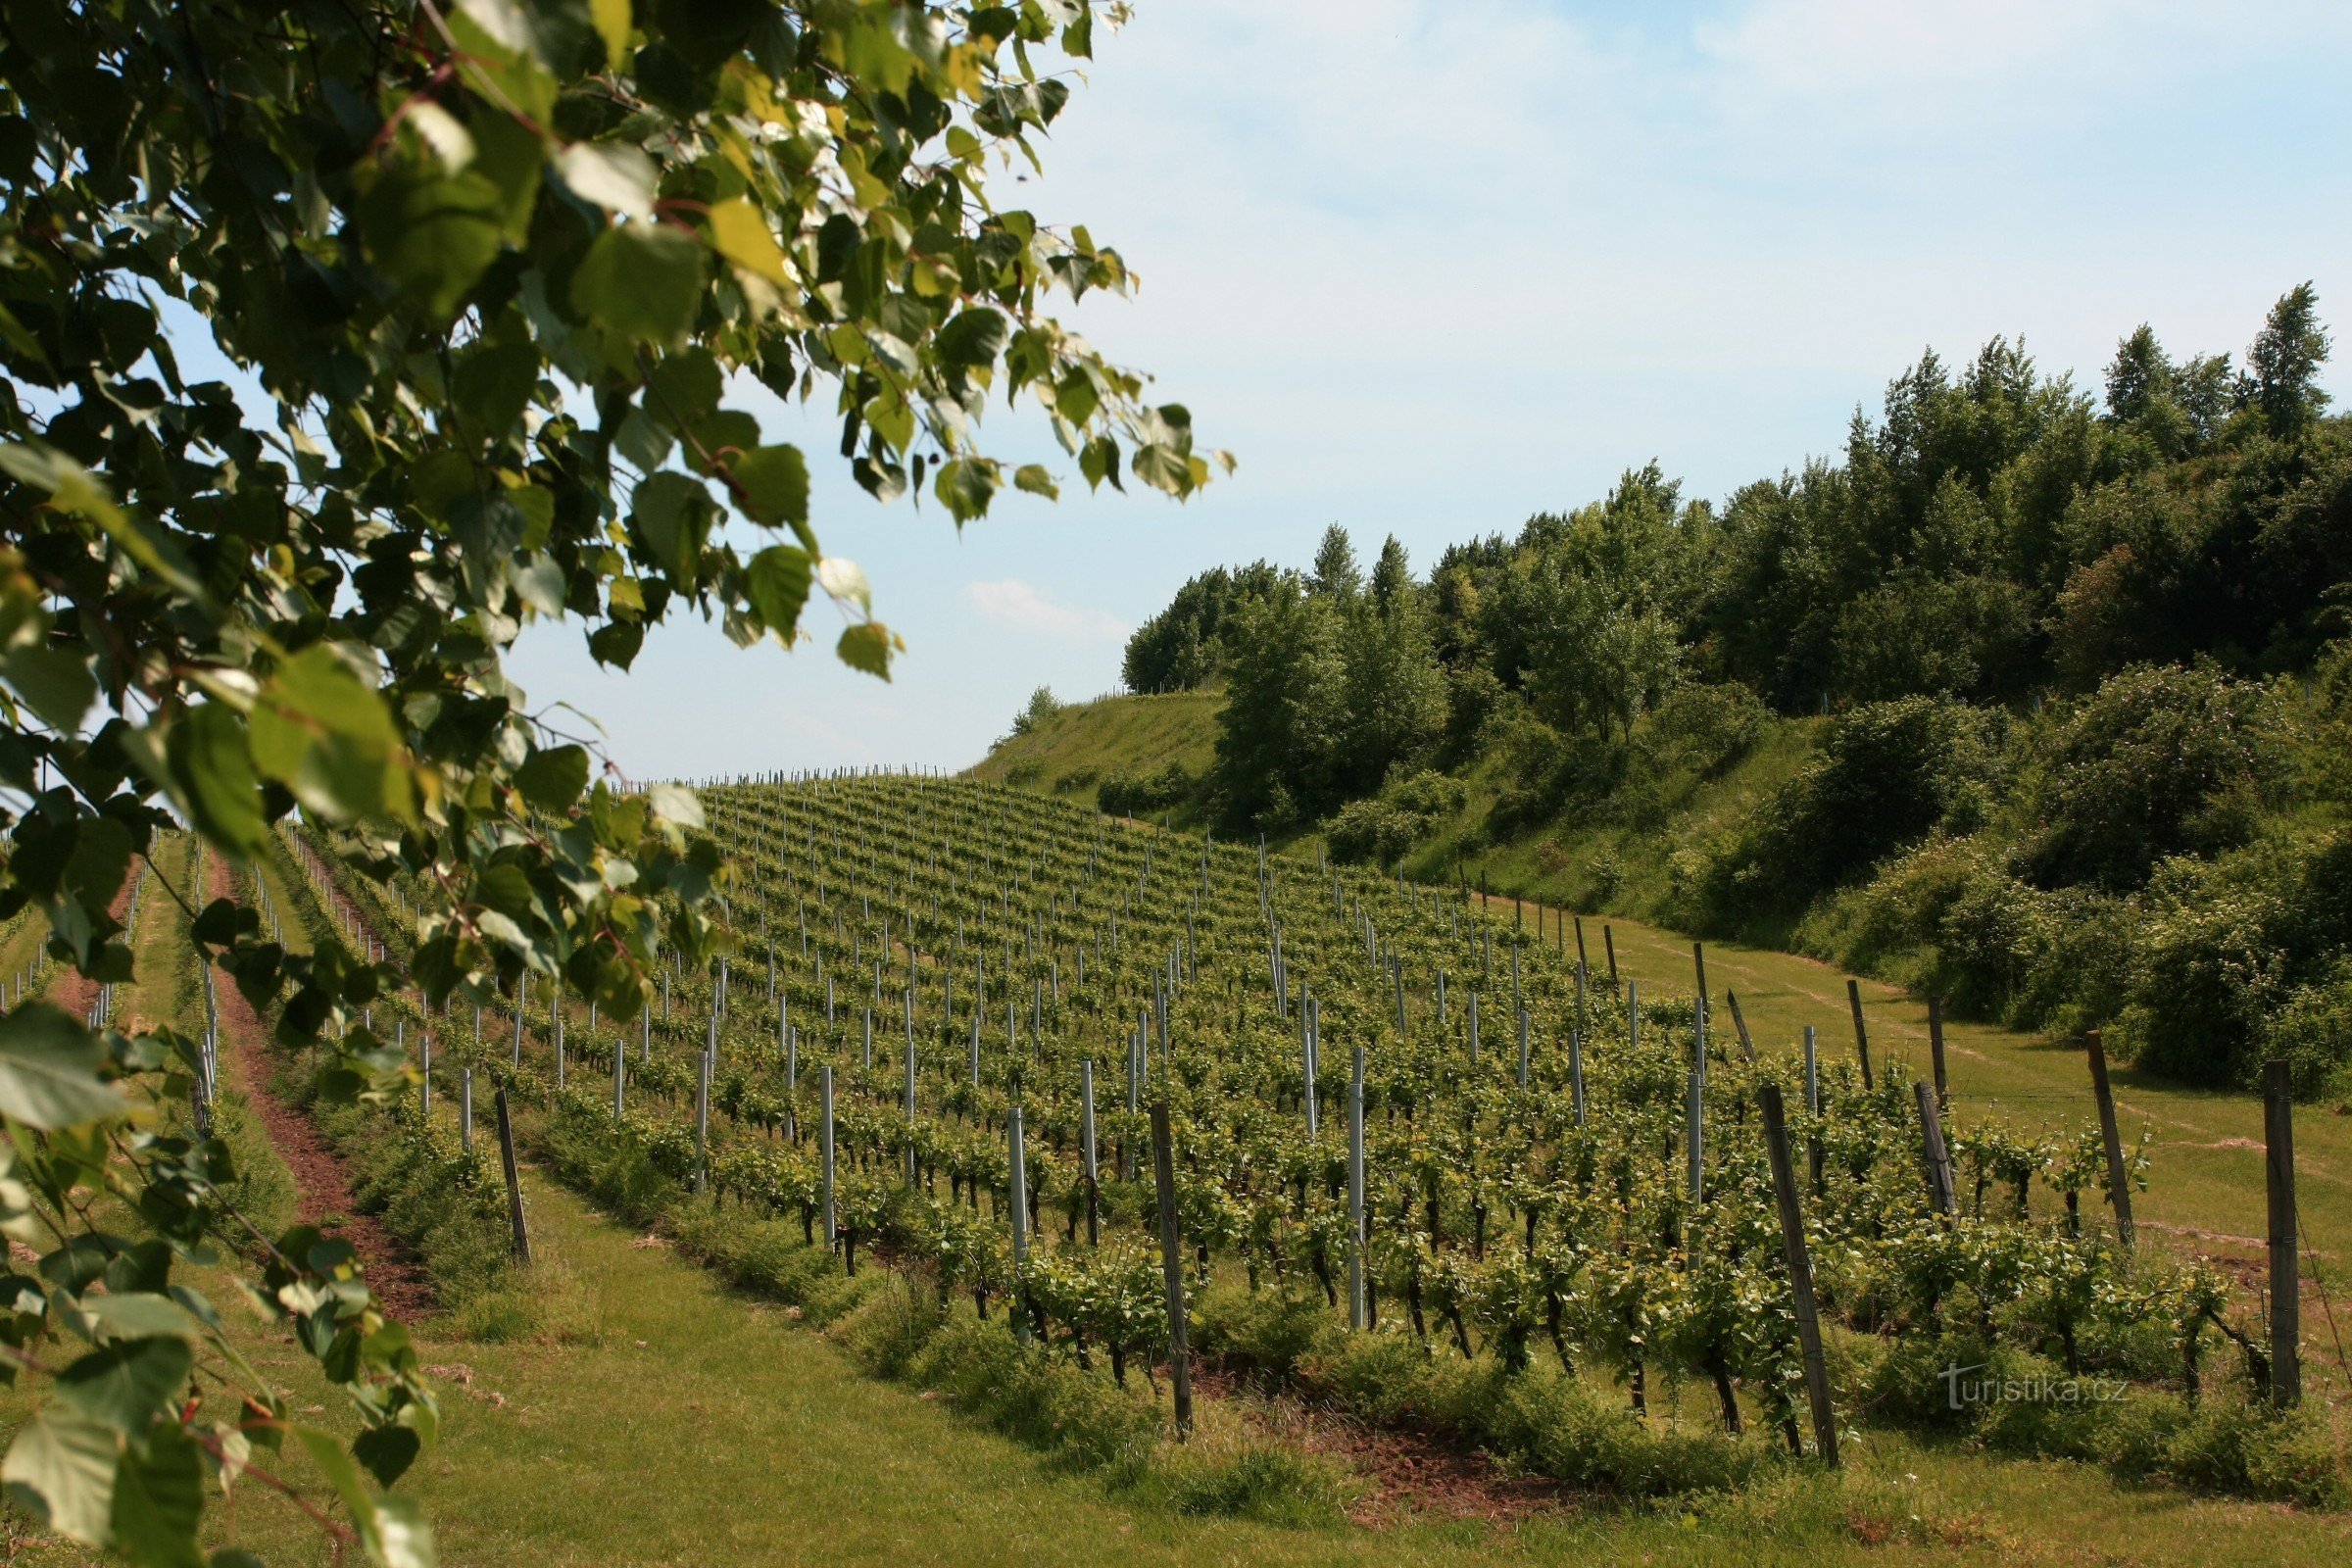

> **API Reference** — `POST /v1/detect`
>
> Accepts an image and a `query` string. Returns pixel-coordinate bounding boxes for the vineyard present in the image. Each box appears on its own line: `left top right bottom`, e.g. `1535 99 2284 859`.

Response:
268 772 2344 1513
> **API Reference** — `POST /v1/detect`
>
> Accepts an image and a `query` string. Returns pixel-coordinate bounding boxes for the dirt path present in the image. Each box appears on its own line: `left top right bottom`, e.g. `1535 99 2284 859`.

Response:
206 854 435 1320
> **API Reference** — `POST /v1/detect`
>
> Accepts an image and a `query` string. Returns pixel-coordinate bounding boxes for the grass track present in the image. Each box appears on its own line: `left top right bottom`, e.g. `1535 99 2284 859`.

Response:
165 1172 2352 1568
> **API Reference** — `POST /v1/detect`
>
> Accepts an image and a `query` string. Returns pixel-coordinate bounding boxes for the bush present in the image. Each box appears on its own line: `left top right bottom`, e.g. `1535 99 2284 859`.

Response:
1192 1279 1339 1380
2024 663 2278 891
1698 696 1997 917
1634 681 1767 781
2261 959 2352 1100
1099 761 1192 818
1326 770 1466 866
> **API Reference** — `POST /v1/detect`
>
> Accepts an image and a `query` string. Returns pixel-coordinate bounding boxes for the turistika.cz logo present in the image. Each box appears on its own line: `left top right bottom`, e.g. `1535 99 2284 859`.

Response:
1940 1362 2129 1410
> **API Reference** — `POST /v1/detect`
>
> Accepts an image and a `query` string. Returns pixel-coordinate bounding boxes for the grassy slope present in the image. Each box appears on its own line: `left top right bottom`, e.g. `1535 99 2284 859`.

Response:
969 690 1223 816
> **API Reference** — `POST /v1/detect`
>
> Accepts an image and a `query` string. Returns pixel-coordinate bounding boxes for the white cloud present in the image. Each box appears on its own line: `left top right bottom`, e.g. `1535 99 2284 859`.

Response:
963 579 1128 643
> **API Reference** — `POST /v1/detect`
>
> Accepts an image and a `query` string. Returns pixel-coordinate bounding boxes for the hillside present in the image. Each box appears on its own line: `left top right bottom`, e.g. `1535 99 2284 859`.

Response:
963 677 2352 1107
967 688 1222 817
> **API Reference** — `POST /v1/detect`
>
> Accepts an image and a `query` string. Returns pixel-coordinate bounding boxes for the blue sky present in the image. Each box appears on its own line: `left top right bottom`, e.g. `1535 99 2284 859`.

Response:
506 0 2352 780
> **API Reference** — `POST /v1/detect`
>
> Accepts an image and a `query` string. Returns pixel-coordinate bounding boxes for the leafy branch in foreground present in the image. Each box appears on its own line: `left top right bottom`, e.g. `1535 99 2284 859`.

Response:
0 2 1207 1561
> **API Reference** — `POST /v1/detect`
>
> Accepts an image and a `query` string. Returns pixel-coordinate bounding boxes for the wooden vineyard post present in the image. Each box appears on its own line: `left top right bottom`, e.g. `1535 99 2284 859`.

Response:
1914 1080 1957 1217
1927 996 1947 1108
1009 1102 1031 1345
1691 941 1709 1052
1725 990 1758 1063
819 1064 837 1256
1573 915 1589 977
2264 1059 2300 1407
1150 1100 1194 1438
1603 924 1618 986
1626 979 1640 1053
1348 1045 1366 1330
2084 1031 2134 1247
1757 1082 1838 1467
494 1086 531 1263
1081 1059 1101 1246
1846 980 1873 1091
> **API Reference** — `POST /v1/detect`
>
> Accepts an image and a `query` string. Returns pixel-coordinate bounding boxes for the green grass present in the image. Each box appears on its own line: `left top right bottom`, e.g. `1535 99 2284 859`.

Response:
968 690 1223 815
37 1171 2334 1568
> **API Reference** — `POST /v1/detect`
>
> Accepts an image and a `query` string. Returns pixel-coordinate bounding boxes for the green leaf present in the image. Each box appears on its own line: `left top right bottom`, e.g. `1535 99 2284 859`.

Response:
514 745 590 811
112 1422 203 1568
626 471 713 579
2 644 95 733
294 1426 434 1568
1012 464 1058 501
0 1004 126 1128
729 445 808 528
351 1425 421 1490
592 0 633 70
57 1340 193 1436
706 198 790 286
450 339 541 442
837 623 899 681
76 1293 200 1344
165 703 268 858
570 221 705 344
933 459 1001 522
553 143 658 217
935 307 1007 369
247 647 416 826
744 547 811 641
3 1404 118 1547
645 781 703 830
354 166 504 321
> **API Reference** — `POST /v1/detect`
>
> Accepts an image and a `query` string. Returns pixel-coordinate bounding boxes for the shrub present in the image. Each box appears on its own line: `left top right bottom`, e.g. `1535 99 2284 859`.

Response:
2116 853 2291 1087
1634 681 1767 780
1326 800 1419 866
1100 760 1192 818
2262 959 2352 1100
1699 696 1997 916
2023 662 2278 891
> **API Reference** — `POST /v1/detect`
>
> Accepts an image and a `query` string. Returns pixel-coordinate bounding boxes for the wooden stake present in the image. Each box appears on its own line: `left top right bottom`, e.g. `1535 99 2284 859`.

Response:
1757 1082 1838 1467
1348 1046 1366 1330
1927 996 1948 1108
493 1086 531 1263
1009 1102 1031 1345
1150 1100 1194 1438
1725 989 1758 1064
1845 979 1873 1090
1914 1080 1956 1217
819 1064 837 1252
2084 1030 2134 1247
2264 1059 2300 1407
